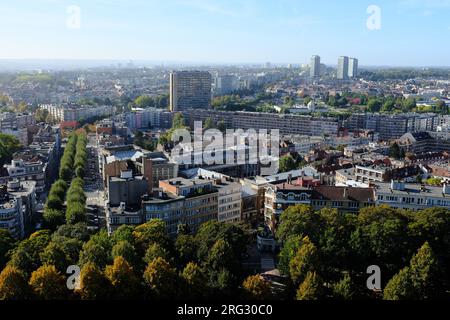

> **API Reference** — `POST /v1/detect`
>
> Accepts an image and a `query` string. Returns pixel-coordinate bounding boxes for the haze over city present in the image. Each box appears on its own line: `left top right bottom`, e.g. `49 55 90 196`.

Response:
0 0 450 310
1 0 450 67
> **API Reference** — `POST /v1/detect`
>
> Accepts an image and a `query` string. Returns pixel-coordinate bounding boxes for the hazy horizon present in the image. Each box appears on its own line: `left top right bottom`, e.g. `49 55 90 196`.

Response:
0 58 449 72
2 0 450 68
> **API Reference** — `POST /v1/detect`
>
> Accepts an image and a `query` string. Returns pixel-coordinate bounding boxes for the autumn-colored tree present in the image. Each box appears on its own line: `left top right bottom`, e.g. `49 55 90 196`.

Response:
77 262 110 300
296 272 324 300
105 256 140 299
242 275 272 300
29 264 67 300
132 220 170 254
0 265 30 300
278 235 303 276
289 236 319 285
143 257 179 299
180 262 208 299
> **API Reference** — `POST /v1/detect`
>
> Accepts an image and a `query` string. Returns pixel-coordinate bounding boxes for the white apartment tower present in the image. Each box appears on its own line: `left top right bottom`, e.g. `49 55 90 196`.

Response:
348 58 359 78
310 55 321 78
337 56 349 80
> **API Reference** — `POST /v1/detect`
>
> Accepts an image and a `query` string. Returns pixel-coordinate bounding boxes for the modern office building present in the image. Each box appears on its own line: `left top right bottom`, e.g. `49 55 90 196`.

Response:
310 55 321 78
348 58 358 78
337 56 349 80
169 71 212 112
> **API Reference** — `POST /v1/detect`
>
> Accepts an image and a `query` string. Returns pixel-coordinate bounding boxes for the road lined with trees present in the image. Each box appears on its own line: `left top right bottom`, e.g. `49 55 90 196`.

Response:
43 132 88 231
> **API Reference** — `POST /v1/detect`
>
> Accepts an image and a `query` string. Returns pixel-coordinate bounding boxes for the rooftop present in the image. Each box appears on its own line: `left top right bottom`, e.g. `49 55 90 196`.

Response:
312 186 375 202
374 182 450 198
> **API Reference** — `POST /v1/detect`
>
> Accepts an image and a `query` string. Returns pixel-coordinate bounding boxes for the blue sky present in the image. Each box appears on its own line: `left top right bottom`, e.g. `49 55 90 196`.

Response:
1 0 450 66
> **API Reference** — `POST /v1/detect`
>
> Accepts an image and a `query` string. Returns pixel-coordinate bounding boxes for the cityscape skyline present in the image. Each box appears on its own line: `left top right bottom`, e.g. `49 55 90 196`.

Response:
1 0 450 67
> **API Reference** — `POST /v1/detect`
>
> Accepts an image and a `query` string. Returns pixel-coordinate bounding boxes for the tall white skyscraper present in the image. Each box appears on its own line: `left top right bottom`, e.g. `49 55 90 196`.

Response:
337 56 349 80
310 55 321 78
348 58 359 78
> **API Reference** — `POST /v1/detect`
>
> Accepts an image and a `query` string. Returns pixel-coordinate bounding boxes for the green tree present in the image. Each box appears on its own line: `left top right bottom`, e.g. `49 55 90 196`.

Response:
367 99 382 113
204 117 215 130
111 240 138 268
217 120 226 133
40 238 82 272
383 267 414 300
407 207 450 266
205 239 239 274
289 236 319 285
195 221 248 265
79 240 111 268
389 142 402 159
276 205 317 243
134 95 154 108
66 202 87 224
111 225 135 245
279 155 297 173
384 242 441 300
357 205 411 273
278 235 303 276
0 229 15 269
42 209 65 231
172 112 186 129
53 223 91 242
332 274 355 300
0 133 21 166
143 243 171 265
175 234 198 266
8 230 51 275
